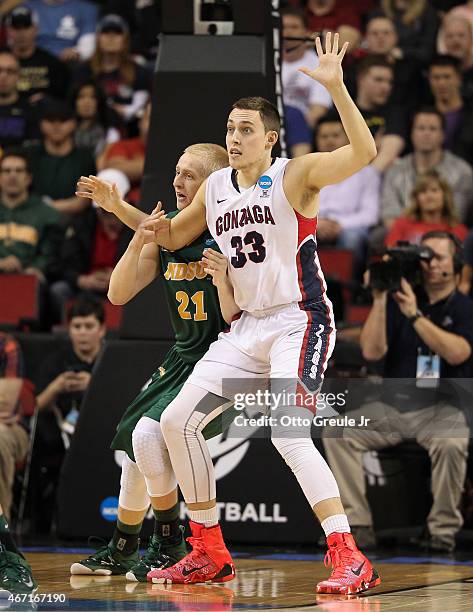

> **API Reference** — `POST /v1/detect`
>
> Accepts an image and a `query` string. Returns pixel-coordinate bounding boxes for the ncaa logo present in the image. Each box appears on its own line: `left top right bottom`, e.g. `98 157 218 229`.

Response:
258 175 272 189
100 496 119 522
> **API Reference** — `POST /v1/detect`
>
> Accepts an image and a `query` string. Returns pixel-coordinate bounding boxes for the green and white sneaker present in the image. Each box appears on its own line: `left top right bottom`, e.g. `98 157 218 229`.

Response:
126 528 187 582
70 541 139 575
0 545 37 594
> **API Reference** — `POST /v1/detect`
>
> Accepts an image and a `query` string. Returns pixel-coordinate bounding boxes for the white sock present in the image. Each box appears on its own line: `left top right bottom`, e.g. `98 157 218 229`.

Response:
189 506 218 528
321 514 351 537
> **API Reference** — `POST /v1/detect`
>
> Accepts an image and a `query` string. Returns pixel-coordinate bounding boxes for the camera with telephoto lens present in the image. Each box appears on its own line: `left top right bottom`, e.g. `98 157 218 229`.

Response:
369 241 435 292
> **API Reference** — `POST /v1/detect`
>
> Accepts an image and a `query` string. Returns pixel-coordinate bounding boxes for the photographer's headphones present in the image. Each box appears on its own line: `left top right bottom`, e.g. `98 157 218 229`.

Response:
421 230 464 274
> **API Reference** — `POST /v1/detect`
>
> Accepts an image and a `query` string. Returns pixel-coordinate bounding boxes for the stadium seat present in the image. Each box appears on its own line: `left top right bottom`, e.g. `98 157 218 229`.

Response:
103 301 123 330
0 274 40 327
317 249 354 284
346 304 371 324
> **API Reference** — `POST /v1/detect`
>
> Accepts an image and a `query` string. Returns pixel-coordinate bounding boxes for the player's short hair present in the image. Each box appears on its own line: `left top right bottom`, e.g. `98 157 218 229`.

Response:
231 97 281 136
356 55 393 79
68 294 105 324
183 143 229 177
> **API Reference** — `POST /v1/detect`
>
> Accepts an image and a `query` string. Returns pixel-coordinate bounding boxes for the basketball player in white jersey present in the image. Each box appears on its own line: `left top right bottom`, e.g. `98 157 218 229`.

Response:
143 33 379 595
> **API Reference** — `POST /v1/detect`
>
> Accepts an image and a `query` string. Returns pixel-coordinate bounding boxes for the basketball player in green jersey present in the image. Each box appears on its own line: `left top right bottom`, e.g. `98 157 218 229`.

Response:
71 144 239 581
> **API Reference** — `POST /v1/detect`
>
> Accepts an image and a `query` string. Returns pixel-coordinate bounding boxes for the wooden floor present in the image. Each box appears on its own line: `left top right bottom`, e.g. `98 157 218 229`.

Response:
10 551 473 611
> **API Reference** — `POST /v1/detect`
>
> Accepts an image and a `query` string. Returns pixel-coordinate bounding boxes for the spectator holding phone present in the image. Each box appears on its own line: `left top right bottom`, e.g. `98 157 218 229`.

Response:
31 295 105 531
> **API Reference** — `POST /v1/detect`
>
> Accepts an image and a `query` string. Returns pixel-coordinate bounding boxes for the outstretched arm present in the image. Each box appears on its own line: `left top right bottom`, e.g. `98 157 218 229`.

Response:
142 180 208 250
76 176 148 230
285 33 377 209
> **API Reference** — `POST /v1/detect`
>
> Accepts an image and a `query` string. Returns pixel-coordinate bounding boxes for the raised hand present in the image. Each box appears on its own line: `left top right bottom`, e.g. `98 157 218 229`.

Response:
298 32 348 90
141 207 170 238
76 176 122 213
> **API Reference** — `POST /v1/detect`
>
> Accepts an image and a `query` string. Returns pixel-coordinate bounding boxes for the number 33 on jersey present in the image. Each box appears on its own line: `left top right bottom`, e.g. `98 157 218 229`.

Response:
206 158 328 313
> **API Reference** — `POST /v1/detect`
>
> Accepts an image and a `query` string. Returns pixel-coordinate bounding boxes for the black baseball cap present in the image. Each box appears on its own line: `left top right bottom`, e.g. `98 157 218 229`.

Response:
41 102 75 122
6 7 38 29
97 14 129 35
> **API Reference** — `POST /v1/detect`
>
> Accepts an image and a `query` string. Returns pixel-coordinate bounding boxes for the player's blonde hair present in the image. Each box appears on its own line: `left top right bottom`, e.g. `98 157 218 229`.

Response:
183 143 229 178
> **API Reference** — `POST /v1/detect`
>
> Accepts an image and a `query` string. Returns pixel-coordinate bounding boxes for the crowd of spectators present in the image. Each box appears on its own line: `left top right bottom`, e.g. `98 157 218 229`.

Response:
1 0 473 540
2 0 473 327
0 1 153 328
282 0 473 296
0 2 154 530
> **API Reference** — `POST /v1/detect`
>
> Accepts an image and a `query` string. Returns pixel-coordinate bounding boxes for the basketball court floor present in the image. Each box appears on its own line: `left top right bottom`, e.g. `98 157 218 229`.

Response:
4 547 472 611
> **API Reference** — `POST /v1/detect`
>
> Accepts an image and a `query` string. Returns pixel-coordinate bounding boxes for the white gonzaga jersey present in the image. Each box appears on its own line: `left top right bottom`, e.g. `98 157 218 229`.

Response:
205 157 330 313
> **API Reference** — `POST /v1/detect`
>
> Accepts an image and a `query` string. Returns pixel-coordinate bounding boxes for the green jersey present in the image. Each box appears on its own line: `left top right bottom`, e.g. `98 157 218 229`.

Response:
159 210 226 362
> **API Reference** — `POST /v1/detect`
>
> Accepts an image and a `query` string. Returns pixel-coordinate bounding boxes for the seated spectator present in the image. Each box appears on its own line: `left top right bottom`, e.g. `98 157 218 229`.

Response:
302 0 364 51
355 56 406 172
386 169 468 246
75 14 150 128
381 108 473 231
316 117 380 277
440 14 473 71
6 5 69 104
439 14 473 103
459 227 473 295
0 150 63 282
97 102 150 205
0 49 37 152
0 333 31 522
323 230 472 552
284 105 313 157
50 203 131 321
281 6 332 130
25 0 98 62
438 0 473 56
346 13 422 111
27 102 96 215
427 54 473 165
70 80 121 157
380 0 439 65
32 295 105 531
115 0 161 60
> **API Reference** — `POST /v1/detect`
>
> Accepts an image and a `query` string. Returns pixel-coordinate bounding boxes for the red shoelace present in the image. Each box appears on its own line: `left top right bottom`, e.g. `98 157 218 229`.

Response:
323 544 357 580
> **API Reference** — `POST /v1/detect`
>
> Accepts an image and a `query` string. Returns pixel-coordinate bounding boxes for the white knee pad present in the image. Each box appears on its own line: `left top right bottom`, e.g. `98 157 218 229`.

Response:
271 436 340 507
118 454 149 511
132 417 177 498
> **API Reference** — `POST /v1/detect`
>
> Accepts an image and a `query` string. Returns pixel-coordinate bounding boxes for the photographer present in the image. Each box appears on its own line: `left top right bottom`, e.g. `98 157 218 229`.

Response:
323 230 472 552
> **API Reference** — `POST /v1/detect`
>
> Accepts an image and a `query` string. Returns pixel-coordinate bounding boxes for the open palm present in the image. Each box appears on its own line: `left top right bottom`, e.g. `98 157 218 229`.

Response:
76 176 121 212
298 32 348 90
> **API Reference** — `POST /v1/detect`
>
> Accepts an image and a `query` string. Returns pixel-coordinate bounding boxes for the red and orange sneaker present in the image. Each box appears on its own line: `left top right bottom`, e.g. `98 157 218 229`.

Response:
316 532 381 595
147 521 236 585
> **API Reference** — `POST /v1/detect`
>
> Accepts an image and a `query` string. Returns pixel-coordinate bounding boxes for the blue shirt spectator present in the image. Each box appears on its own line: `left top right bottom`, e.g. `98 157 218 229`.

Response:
26 0 98 62
284 105 312 157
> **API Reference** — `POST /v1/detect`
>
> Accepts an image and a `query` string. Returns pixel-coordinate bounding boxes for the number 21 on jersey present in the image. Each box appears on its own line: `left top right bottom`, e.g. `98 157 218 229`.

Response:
176 290 207 321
